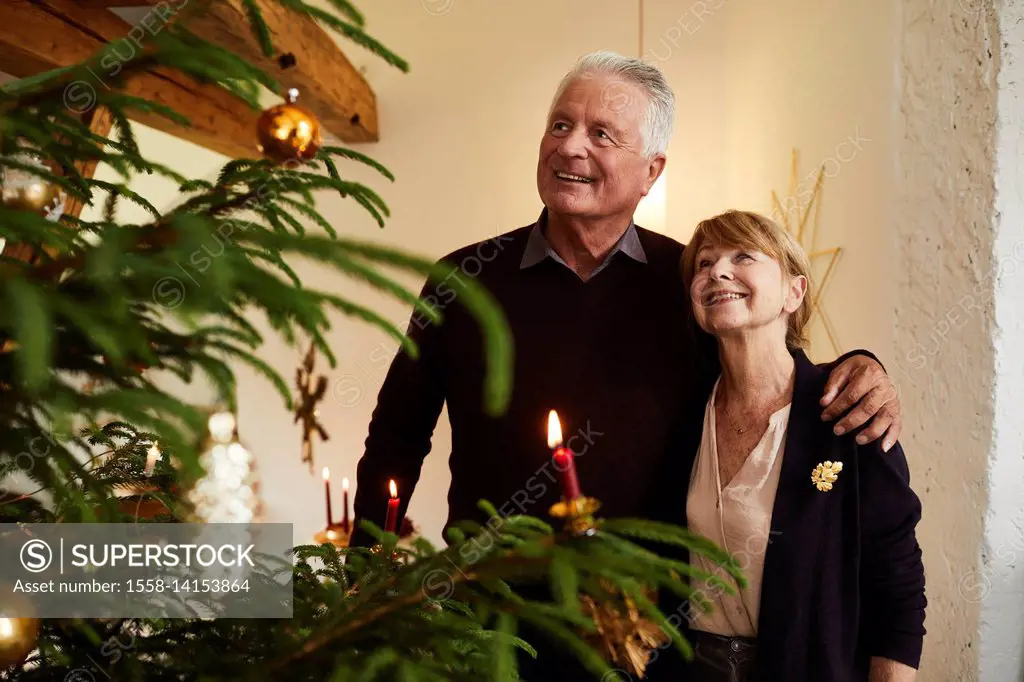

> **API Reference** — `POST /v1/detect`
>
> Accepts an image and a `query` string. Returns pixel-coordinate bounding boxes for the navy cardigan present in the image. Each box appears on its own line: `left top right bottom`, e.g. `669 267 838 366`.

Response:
648 350 926 681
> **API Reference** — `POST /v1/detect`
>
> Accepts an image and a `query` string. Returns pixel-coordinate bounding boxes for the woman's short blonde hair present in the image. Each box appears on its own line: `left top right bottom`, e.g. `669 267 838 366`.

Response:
680 210 814 350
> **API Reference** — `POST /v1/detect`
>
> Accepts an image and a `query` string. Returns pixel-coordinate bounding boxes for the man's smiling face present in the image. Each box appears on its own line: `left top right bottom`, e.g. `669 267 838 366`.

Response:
537 73 656 222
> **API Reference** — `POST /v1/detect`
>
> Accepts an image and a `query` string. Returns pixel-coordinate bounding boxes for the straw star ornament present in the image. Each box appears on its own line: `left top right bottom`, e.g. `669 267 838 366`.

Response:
772 149 843 357
294 342 330 473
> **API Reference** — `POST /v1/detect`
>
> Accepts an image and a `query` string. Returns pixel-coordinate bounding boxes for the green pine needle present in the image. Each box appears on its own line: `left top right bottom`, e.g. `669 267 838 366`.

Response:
242 0 275 57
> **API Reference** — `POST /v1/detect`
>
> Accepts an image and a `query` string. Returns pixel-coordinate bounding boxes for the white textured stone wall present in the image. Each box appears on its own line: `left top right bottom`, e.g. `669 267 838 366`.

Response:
897 1 1001 679
981 1 1024 679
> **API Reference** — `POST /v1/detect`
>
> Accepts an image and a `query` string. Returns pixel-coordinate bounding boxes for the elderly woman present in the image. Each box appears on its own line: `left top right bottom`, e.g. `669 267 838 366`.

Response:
659 210 926 682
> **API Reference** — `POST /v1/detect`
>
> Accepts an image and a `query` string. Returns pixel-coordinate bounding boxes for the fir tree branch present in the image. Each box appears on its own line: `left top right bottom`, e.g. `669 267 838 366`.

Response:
276 0 409 72
242 0 275 57
263 551 555 674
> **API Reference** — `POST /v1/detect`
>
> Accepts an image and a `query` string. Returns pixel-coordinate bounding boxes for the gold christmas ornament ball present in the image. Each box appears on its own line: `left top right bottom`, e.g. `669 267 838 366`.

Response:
1 160 57 213
0 616 39 670
257 88 322 163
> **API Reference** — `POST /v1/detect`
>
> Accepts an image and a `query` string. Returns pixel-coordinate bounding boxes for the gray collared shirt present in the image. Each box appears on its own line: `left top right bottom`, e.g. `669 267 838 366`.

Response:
519 213 648 280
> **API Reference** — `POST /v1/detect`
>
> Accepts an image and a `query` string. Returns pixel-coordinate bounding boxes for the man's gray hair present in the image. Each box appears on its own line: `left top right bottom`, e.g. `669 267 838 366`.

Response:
549 50 675 158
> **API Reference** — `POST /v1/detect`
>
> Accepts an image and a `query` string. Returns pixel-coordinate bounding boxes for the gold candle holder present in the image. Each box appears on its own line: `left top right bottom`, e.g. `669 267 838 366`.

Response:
314 524 351 549
369 542 403 565
549 496 601 535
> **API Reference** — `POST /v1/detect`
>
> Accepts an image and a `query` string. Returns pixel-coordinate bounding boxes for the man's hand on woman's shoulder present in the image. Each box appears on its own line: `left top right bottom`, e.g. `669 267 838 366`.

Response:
820 354 902 452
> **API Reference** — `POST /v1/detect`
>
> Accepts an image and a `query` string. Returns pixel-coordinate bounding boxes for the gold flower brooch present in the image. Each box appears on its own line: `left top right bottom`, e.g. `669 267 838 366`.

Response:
811 460 843 492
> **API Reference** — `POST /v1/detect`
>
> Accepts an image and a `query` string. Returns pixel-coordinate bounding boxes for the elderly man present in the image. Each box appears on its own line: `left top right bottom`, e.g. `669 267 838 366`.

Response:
352 51 901 678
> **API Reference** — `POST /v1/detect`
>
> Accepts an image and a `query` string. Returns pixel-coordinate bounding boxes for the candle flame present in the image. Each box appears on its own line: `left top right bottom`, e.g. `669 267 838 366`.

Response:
322 466 330 481
389 479 398 498
0 618 12 639
547 410 563 448
342 477 350 491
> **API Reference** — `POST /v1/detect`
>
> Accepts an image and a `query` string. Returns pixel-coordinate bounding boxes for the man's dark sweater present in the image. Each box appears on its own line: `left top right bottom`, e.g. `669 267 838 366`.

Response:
352 214 710 547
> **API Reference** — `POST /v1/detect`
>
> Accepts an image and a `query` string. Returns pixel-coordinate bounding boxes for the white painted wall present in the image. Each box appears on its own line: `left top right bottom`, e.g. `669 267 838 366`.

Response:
649 0 898 365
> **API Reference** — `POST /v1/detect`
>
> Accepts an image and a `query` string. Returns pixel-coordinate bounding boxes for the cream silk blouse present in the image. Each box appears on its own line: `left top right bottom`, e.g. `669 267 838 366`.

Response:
686 379 792 637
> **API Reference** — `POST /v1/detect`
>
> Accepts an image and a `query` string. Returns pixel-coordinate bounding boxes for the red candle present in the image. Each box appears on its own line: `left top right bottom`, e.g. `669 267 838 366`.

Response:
322 467 333 527
384 479 400 533
548 410 582 500
342 477 351 532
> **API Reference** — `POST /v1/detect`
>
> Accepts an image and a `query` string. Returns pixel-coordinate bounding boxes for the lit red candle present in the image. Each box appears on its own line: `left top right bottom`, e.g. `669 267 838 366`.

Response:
548 410 582 500
322 467 333 527
342 477 351 532
384 479 400 533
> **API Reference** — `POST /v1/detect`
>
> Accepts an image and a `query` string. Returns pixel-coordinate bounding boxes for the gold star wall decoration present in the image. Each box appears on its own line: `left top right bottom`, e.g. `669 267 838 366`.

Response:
294 342 329 473
771 149 843 357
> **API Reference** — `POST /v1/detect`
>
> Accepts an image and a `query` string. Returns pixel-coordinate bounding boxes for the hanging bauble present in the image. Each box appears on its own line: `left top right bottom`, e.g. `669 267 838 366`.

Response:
0 155 58 214
256 88 322 163
0 615 39 670
186 410 263 523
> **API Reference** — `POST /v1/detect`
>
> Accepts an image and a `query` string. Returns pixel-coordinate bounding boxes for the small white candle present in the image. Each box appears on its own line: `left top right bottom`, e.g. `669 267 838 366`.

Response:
342 477 351 531
145 442 161 475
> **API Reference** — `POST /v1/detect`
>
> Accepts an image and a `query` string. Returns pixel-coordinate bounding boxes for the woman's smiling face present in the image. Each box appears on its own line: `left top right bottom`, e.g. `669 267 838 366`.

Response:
690 242 804 341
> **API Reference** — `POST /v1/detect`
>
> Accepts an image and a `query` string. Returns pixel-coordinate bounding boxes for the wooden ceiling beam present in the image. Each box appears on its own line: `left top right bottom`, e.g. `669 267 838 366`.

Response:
0 0 261 159
26 0 380 142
